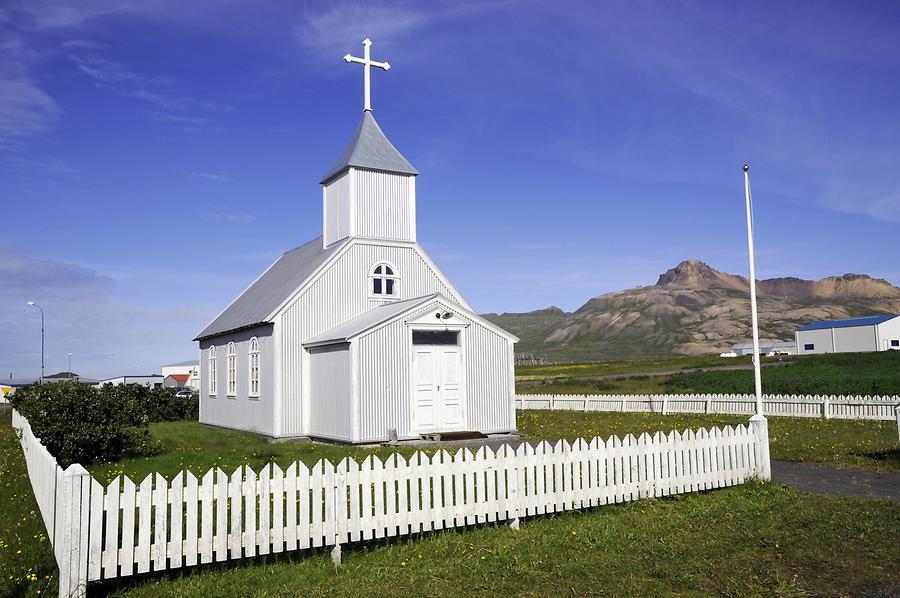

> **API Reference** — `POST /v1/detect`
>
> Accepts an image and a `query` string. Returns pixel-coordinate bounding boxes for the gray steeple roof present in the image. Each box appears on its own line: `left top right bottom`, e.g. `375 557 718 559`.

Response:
320 111 418 184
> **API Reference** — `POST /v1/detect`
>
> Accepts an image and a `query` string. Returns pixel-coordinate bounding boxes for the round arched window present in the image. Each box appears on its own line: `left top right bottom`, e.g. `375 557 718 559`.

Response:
370 263 399 298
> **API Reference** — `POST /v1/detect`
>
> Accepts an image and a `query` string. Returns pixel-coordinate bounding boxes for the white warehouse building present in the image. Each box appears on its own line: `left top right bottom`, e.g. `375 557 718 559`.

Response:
194 42 518 443
795 315 900 355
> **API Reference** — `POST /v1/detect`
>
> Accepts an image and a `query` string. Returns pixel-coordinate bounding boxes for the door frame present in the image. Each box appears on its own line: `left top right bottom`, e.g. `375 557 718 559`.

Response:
407 322 468 434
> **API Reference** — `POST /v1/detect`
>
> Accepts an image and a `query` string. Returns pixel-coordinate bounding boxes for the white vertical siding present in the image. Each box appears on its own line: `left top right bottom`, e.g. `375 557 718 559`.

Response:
462 322 516 434
307 345 353 440
278 243 463 436
354 169 414 242
355 302 516 443
356 318 412 441
323 171 351 247
199 326 275 436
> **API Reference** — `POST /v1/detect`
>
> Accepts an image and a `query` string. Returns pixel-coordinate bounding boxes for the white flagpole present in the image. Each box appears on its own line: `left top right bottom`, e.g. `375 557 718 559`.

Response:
743 164 763 417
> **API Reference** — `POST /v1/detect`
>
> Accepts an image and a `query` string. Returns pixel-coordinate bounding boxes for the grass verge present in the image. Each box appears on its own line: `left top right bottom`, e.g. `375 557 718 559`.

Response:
107 483 900 597
517 410 900 472
3 409 900 597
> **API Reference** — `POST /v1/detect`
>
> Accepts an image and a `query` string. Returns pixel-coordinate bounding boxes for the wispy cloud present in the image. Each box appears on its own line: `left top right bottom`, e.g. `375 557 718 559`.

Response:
0 243 208 378
294 0 510 60
184 170 230 182
0 37 62 149
208 211 256 223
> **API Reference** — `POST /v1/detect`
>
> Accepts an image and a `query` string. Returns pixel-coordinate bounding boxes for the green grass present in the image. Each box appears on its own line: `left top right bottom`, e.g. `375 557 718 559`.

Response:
665 350 900 396
519 351 900 397
515 353 771 380
0 409 58 597
84 409 900 486
517 375 670 395
105 483 900 598
516 410 900 472
4 409 900 597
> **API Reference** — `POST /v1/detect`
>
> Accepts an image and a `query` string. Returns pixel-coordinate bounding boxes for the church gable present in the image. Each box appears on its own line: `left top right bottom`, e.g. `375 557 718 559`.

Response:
273 238 470 343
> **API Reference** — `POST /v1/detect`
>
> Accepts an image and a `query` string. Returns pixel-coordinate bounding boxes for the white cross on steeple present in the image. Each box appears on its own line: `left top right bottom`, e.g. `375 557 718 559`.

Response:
343 38 390 112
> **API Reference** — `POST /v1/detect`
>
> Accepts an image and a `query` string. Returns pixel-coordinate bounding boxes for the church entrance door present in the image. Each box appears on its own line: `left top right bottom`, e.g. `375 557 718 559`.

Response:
412 330 466 433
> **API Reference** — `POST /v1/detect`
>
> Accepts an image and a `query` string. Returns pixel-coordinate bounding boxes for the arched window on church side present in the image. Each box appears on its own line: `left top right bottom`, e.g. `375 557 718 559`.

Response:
208 346 217 396
249 337 260 399
227 342 237 397
370 262 399 298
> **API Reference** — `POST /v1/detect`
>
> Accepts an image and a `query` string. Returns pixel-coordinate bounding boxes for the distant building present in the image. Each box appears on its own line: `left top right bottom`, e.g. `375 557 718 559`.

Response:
795 315 900 355
161 360 200 391
100 375 164 389
731 341 797 356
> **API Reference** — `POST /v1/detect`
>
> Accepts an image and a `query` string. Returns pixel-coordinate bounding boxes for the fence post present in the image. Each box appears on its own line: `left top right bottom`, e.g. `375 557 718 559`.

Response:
507 445 520 531
895 406 900 447
550 395 556 411
749 415 771 481
662 397 669 416
56 463 91 598
331 466 343 566
705 397 711 414
822 397 831 419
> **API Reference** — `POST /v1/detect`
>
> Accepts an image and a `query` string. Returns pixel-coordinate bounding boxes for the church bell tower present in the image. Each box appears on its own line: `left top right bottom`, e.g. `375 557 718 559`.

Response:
321 39 418 248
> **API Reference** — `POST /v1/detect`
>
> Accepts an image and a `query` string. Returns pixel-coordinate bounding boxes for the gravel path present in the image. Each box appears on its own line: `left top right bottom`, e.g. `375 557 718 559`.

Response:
772 460 900 503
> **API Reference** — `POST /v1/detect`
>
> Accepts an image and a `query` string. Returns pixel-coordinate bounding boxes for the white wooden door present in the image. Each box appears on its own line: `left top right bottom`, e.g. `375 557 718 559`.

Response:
414 345 465 433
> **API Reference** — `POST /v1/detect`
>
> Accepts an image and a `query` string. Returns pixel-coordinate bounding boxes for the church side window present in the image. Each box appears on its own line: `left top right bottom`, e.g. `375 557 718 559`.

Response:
249 337 260 398
208 347 217 395
369 262 399 298
227 342 237 397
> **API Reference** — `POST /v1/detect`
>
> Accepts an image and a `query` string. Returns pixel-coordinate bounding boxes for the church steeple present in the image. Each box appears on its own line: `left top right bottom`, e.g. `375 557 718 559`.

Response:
320 111 417 184
321 39 418 248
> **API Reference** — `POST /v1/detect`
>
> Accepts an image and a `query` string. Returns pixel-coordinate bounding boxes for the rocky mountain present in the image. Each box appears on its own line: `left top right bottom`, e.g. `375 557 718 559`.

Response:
483 260 900 361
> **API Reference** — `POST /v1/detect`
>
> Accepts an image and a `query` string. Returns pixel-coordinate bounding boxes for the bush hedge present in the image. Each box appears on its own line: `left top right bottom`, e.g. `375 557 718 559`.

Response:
10 382 198 467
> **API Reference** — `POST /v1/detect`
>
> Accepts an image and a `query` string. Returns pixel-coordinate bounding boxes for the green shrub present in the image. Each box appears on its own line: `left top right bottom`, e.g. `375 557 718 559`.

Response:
10 382 198 467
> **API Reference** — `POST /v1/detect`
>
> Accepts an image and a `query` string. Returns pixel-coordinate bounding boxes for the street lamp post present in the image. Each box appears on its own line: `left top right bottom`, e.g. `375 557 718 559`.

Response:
68 353 75 379
27 301 44 384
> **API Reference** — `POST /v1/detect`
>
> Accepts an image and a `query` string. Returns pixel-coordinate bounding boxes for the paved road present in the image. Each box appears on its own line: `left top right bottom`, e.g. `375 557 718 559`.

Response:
772 460 900 503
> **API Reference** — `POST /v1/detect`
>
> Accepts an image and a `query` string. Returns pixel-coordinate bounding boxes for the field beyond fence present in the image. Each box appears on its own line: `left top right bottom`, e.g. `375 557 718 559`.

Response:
516 393 900 421
12 409 769 598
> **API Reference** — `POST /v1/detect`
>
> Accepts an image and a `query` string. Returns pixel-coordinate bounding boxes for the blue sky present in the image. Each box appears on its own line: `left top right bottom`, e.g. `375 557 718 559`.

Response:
3 0 899 378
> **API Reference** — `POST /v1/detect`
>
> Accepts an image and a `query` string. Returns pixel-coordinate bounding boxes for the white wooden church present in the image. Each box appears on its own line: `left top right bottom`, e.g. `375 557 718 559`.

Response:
195 40 518 443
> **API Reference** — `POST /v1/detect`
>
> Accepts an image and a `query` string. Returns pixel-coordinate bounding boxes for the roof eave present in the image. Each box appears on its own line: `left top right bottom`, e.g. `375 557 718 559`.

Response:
193 321 273 342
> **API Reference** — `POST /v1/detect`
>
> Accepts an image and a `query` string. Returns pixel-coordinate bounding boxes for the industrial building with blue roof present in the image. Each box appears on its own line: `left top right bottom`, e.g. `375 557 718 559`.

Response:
795 314 900 354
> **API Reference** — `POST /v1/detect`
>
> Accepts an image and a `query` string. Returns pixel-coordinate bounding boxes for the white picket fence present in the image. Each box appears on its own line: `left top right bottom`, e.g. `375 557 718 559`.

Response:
516 393 900 421
11 409 770 598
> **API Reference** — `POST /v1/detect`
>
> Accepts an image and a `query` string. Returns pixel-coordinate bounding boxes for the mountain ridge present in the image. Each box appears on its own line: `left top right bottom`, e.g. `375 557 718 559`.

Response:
483 260 900 361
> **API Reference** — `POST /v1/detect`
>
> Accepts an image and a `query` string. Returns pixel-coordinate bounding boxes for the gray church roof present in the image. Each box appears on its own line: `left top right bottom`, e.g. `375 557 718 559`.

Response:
304 295 440 347
195 236 346 341
320 111 418 183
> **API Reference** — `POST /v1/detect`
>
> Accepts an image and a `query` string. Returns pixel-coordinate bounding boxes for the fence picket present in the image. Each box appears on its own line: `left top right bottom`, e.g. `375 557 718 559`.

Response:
102 476 120 579
10 407 771 597
170 472 183 569
184 472 198 567
271 464 284 553
119 476 136 576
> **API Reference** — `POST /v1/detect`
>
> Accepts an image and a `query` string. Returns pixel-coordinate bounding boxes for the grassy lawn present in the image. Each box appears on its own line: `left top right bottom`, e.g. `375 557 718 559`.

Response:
517 375 670 395
517 410 900 472
515 353 775 381
518 351 900 397
3 409 900 597
82 410 900 485
0 409 58 597
102 484 900 597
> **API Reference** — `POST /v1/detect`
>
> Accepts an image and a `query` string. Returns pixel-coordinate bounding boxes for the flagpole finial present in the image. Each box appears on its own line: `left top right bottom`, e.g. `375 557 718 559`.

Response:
743 164 749 173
